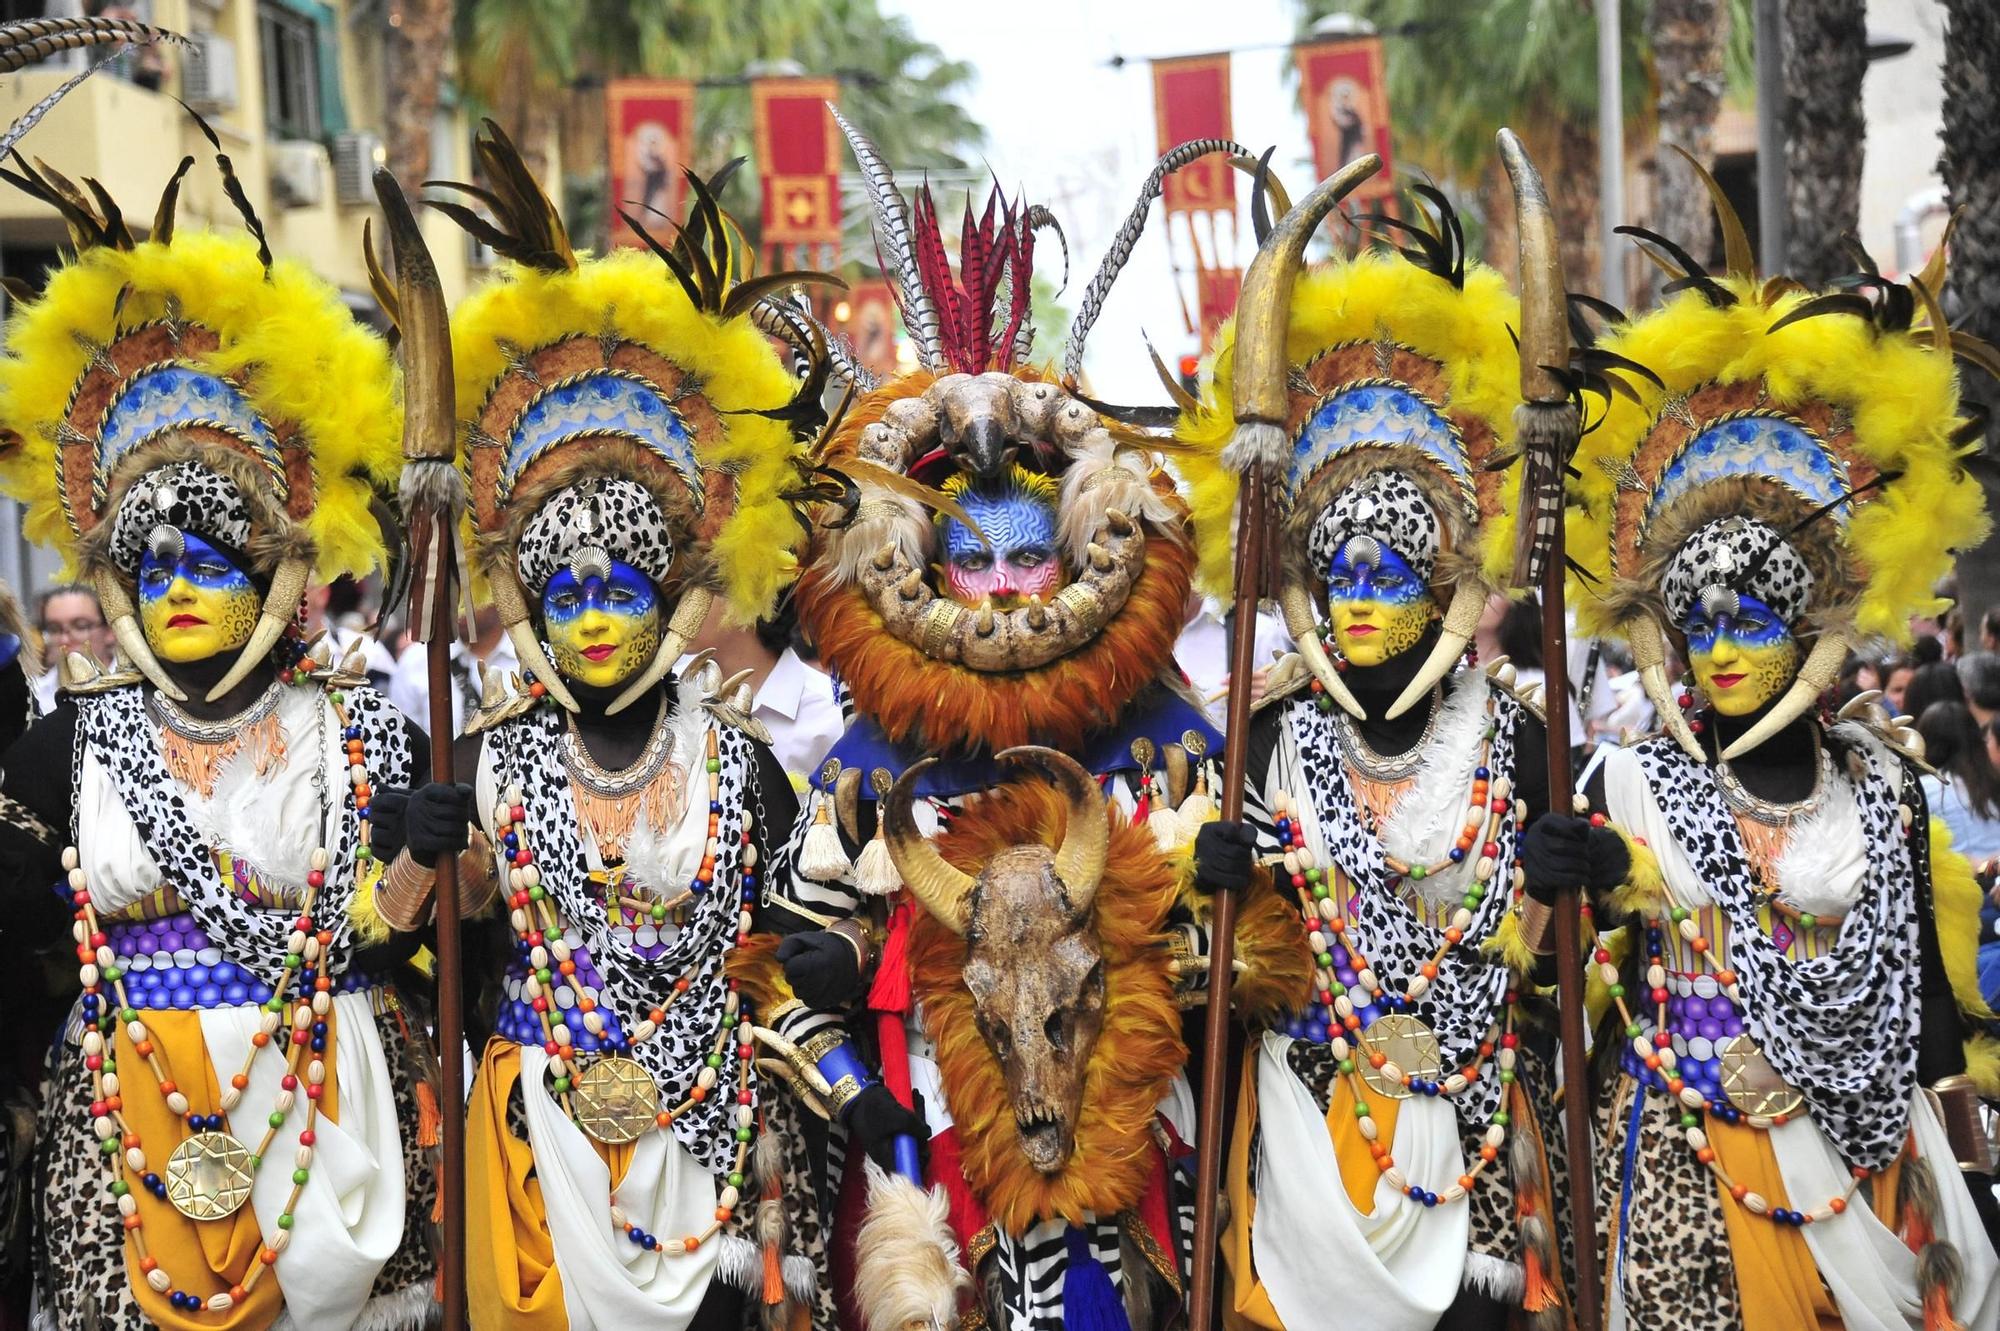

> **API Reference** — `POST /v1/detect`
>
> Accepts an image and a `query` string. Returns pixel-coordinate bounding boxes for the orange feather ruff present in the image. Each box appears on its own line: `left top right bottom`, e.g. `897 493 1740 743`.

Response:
909 777 1185 1237
799 370 1196 756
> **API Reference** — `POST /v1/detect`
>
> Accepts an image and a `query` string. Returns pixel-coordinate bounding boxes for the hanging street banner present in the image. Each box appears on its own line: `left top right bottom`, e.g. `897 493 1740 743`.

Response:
606 78 696 248
1149 51 1240 345
1295 34 1397 211
751 76 844 267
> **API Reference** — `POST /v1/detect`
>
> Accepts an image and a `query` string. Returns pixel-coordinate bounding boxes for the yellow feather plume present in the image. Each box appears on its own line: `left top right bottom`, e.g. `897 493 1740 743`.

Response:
450 250 805 625
0 231 399 580
1929 816 1995 1021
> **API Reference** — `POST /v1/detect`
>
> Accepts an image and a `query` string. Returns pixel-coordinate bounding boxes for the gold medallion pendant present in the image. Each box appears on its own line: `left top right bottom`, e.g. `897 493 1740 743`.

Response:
164 1131 255 1220
1717 1034 1806 1118
1359 1013 1443 1100
571 1056 661 1145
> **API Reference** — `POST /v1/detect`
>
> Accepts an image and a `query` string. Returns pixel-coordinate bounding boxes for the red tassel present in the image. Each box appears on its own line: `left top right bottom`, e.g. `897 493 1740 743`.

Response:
1906 1210 1937 1254
415 1079 442 1148
1131 791 1150 828
1925 1279 1967 1331
867 897 914 1016
1523 1247 1560 1313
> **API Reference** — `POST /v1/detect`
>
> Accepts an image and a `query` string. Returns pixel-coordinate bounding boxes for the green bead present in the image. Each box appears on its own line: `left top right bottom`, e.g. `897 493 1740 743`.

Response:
1626 1023 1642 1039
1337 1059 1355 1075
728 1172 745 1189
101 1057 116 1074
1670 907 1689 923
1463 895 1481 911
553 1077 571 1093
1491 1110 1511 1126
292 1168 309 1185
357 846 374 862
1330 982 1348 997
1500 1069 1516 1084
536 968 553 985
735 1126 752 1142
1409 865 1426 881
1680 1112 1699 1128
111 1180 129 1197
1317 696 1334 713
1305 867 1323 882
249 1154 262 1169
1316 952 1333 968
529 886 547 901
1798 913 1816 929
121 1007 138 1023
707 759 721 773
99 1139 117 1156
102 966 121 982
651 905 667 923
1313 884 1331 900
269 1112 286 1128
707 1053 723 1069
1353 1102 1370 1118
266 997 285 1013
1607 983 1625 998
330 692 346 705
278 1213 294 1230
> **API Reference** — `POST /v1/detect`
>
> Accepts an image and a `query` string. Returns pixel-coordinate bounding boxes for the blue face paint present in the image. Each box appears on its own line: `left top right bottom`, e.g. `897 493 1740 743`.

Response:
138 530 259 662
138 531 253 603
1685 589 1800 716
542 557 663 686
541 558 659 625
939 487 1063 603
1683 590 1789 654
1326 541 1426 606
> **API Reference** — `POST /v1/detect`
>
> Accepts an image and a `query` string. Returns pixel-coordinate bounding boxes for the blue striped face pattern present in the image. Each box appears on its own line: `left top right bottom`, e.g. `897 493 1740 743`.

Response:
939 485 1064 606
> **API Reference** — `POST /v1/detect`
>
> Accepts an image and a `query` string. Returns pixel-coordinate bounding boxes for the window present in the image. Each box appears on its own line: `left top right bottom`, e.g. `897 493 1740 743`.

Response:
258 1 321 140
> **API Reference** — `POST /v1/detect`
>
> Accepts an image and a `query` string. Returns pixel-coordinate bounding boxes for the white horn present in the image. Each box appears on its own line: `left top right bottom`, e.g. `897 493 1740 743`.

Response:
1384 582 1484 720
1627 612 1705 761
1277 581 1364 719
1718 629 1848 762
203 556 311 702
607 587 713 716
93 567 186 701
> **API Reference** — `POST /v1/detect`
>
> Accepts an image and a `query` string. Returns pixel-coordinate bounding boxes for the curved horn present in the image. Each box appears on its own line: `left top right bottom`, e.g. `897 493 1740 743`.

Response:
607 586 713 716
1226 153 1383 478
491 565 580 712
203 556 308 702
1627 612 1705 761
829 104 942 372
882 758 974 935
1063 138 1258 382
1718 629 1847 762
92 567 185 701
996 745 1109 911
1276 581 1364 719
1497 129 1568 408
1384 582 1485 720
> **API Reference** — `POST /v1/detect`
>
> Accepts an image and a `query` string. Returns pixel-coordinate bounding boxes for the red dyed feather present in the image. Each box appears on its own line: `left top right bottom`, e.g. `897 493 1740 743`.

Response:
903 183 1039 375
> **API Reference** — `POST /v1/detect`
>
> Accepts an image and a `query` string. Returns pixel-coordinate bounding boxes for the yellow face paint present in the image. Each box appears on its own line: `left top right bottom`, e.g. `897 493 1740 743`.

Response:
137 532 259 665
542 560 663 689
1686 592 1800 717
1326 540 1437 668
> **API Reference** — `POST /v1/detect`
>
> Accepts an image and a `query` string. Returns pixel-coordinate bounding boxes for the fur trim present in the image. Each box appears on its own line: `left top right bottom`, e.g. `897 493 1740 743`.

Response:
1929 816 1997 1021
1057 444 1186 565
1768 759 1867 919
1175 254 1525 600
1963 1032 2000 1101
1462 1251 1525 1300
712 1234 817 1302
798 515 1195 757
0 230 398 581
1571 276 1988 643
451 248 805 625
909 777 1183 1235
1227 863 1317 1026
725 932 801 1016
1605 826 1668 919
853 1161 968 1331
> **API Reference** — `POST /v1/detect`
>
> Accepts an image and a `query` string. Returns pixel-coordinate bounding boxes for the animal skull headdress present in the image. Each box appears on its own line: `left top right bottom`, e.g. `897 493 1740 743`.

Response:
1571 163 1992 760
435 122 827 712
0 134 399 702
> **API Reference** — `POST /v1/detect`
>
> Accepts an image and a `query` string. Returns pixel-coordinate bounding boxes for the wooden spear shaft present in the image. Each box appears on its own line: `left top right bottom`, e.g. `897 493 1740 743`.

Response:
1187 466 1267 1330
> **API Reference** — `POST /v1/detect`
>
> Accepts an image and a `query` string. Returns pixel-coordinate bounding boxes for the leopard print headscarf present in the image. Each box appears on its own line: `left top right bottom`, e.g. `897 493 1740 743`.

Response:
1661 516 1815 627
516 476 676 596
104 461 253 575
1307 470 1441 585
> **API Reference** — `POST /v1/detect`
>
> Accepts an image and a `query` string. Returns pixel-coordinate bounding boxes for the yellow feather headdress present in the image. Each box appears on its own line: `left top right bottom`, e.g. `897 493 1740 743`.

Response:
1568 176 1990 761
0 146 398 700
437 122 827 714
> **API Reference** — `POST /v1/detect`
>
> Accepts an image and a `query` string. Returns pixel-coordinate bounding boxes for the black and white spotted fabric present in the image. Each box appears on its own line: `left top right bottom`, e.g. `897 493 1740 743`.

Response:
1626 729 1920 1170
1307 469 1441 584
1250 673 1523 1130
517 477 677 595
1660 516 1814 626
105 461 254 574
489 704 752 1175
73 682 410 989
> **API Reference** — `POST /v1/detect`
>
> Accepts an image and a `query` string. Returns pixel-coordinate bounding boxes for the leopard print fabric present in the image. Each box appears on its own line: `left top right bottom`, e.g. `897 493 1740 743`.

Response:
1660 517 1814 626
32 993 438 1331
517 477 678 595
105 461 255 575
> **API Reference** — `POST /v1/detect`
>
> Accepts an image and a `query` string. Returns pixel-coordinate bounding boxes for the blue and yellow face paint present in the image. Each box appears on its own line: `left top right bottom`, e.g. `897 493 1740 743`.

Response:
936 466 1066 608
542 558 663 689
138 531 259 664
1685 590 1800 717
1325 537 1437 668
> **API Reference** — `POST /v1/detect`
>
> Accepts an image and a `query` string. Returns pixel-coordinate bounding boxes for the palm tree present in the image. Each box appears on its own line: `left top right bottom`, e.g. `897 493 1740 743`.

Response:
1779 0 1866 286
384 0 454 180
1938 0 2000 630
456 0 578 177
1648 0 1730 277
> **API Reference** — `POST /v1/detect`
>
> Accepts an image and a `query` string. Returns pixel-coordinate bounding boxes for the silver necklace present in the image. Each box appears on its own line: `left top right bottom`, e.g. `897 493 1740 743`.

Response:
563 695 676 798
1715 729 1829 826
1331 683 1443 784
149 679 285 744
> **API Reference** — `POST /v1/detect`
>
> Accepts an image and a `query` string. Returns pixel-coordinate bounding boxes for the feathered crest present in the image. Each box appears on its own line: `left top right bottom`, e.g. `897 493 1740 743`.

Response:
831 103 942 370
1352 181 1468 290
910 182 1036 376
425 118 575 273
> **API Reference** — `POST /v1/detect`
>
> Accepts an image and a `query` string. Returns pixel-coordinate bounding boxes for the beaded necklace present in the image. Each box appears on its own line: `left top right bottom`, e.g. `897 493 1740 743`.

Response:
492 715 761 1257
69 682 373 1315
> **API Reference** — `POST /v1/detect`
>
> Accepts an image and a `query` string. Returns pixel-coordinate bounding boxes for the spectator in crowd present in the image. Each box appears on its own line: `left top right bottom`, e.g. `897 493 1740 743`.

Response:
1834 654 1881 710
31 582 113 711
1983 607 2000 655
1987 717 2000 775
1493 594 1612 759
390 603 515 736
1176 590 1292 715
1918 701 2000 865
303 575 395 691
1905 659 1968 723
1945 605 1965 659
1959 651 2000 729
1913 633 1946 667
1882 655 1915 716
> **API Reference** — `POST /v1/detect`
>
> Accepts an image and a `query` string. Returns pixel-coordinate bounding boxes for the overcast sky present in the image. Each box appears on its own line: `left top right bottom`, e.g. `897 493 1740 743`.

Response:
881 0 1322 401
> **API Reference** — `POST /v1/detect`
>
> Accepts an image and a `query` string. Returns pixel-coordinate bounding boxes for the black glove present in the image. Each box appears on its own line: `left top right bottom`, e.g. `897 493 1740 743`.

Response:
1192 820 1258 896
777 929 865 1010
844 1082 929 1175
406 782 474 868
1521 814 1630 904
371 787 412 865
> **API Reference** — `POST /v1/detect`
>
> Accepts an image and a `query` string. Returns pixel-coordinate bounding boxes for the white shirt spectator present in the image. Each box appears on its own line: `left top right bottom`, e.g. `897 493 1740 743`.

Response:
1176 598 1294 709
390 635 519 737
742 647 843 785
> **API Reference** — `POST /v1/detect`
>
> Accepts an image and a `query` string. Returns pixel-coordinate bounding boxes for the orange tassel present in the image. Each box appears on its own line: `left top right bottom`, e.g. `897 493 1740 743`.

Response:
1906 1210 1937 1253
415 1079 442 1148
1522 1246 1560 1313
1925 1280 1967 1331
762 1240 784 1306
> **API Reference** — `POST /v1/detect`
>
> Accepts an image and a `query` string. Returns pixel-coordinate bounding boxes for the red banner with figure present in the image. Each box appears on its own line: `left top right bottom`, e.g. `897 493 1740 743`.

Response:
1151 53 1234 216
606 78 695 247
834 280 901 380
1150 52 1240 346
751 77 843 266
1295 35 1396 210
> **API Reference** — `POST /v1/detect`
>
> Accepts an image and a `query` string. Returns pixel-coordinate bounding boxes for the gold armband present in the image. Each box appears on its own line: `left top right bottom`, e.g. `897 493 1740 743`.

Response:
828 917 873 973
1516 895 1557 957
377 851 437 932
826 1074 864 1116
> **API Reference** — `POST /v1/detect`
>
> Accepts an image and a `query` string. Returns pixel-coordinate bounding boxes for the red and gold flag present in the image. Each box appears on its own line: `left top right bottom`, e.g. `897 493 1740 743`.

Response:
751 77 843 266
835 280 901 380
1151 53 1234 216
1295 35 1396 209
606 78 695 248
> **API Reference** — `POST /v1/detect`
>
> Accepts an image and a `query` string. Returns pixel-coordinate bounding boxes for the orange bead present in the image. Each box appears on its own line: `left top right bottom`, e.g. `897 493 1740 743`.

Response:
354 784 371 801
1829 1197 1847 1214
123 1214 141 1230
1458 1174 1476 1191
656 1111 674 1128
1715 969 1738 985
1689 936 1709 954
1480 1145 1498 1162
1696 1148 1715 1163
682 1235 700 1252
1444 929 1463 944
122 1132 139 1149
136 1042 154 1058
231 1074 249 1090
1368 1052 1387 1069
1421 963 1438 980
1729 1183 1747 1201
139 1257 158 1273
262 1249 279 1266
229 1285 247 1303
715 1207 733 1223
252 1032 270 1047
